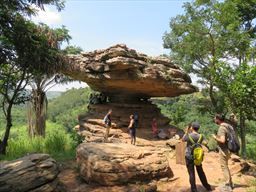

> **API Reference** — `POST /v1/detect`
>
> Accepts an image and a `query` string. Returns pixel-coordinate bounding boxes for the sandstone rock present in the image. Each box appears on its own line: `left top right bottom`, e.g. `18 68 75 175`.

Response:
0 154 59 192
76 143 173 186
62 44 197 102
230 161 250 175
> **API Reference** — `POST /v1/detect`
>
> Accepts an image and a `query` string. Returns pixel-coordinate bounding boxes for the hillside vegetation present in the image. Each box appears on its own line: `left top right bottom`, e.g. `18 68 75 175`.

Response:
0 87 255 162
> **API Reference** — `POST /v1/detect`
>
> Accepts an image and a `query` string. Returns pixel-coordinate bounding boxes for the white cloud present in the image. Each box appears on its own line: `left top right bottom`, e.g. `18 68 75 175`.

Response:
32 6 61 25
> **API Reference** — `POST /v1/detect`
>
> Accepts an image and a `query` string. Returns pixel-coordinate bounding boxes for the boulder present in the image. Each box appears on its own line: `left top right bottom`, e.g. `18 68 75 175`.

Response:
0 154 59 192
76 143 173 186
62 44 197 102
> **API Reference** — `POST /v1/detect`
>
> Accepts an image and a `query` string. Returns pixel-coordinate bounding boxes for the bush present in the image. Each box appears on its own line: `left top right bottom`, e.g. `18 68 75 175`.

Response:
0 122 76 161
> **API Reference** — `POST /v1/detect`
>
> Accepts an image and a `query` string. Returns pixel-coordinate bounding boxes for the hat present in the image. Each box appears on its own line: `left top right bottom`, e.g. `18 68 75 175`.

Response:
191 122 200 129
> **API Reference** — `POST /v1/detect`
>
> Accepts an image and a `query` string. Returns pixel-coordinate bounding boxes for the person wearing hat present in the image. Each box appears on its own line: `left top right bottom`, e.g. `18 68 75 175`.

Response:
182 122 212 192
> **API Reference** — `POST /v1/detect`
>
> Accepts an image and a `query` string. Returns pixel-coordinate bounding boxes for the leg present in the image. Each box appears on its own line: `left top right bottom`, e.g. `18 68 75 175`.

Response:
196 165 211 190
219 151 232 186
104 126 110 142
129 129 133 144
133 130 136 145
186 158 197 192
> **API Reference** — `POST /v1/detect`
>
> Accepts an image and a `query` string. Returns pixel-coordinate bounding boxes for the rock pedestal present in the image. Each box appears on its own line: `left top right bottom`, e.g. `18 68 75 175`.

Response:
76 143 173 186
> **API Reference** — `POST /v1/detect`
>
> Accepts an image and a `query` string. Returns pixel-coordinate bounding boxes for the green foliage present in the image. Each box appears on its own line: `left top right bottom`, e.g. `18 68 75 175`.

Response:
63 45 83 55
48 87 91 132
154 93 218 138
207 137 218 151
163 0 255 113
44 131 67 154
246 135 256 162
215 63 256 120
0 121 76 161
0 0 68 154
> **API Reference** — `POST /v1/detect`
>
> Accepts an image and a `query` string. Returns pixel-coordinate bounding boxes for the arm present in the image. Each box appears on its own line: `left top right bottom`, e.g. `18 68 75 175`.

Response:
181 127 189 142
128 119 134 129
212 134 225 144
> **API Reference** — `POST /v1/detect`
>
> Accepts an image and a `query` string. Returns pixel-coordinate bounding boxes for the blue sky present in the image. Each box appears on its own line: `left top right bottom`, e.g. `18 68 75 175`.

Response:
33 0 191 91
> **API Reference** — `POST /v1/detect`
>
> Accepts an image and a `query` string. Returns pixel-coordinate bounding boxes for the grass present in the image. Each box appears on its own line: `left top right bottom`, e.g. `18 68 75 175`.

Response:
0 121 78 161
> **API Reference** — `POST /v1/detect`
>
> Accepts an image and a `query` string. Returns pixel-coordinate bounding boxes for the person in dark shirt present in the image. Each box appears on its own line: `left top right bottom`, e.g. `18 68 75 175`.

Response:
182 122 212 192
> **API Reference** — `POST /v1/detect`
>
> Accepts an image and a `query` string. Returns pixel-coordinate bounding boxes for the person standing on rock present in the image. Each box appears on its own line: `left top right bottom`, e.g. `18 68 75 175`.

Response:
103 109 112 142
182 122 212 192
128 114 136 145
212 114 234 192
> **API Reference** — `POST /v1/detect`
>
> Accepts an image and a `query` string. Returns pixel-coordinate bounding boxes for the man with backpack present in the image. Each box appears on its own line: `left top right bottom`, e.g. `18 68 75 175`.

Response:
212 114 240 192
182 122 212 192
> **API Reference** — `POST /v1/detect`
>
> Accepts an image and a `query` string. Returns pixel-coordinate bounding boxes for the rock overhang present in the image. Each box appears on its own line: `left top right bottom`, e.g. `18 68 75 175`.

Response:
62 44 198 99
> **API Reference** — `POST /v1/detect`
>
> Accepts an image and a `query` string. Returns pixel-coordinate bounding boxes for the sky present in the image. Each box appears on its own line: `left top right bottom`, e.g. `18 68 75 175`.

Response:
32 0 191 91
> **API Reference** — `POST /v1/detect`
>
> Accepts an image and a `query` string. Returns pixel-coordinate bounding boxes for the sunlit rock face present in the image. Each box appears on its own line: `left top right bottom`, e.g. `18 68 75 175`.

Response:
0 154 60 192
76 143 173 186
62 44 197 102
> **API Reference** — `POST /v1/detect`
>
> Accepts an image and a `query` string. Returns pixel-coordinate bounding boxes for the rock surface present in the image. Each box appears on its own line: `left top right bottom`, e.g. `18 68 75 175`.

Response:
76 143 173 186
77 102 183 144
0 154 59 192
62 44 197 102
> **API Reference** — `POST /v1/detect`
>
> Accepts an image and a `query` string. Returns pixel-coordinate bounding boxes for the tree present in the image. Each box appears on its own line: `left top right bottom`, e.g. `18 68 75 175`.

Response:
163 0 256 158
162 0 252 112
0 0 65 154
27 24 71 137
63 45 83 55
214 62 256 157
27 43 83 137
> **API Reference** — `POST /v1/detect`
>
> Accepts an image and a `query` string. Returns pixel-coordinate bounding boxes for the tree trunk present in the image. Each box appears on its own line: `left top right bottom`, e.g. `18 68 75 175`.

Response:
209 83 218 112
28 89 47 137
239 114 246 158
0 104 13 155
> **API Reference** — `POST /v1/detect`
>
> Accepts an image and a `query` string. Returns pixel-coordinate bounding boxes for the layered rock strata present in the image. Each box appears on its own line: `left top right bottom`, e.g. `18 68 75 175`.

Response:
62 44 197 102
76 143 173 186
0 154 60 192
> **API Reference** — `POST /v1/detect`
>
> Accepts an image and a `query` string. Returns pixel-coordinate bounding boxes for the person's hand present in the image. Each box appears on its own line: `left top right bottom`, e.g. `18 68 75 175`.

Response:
212 134 217 140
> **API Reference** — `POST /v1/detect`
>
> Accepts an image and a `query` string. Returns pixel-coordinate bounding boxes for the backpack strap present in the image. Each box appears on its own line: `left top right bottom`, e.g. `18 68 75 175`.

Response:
188 134 203 144
188 134 195 144
198 134 203 143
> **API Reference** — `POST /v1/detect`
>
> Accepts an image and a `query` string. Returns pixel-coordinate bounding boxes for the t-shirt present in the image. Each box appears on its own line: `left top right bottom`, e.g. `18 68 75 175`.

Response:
183 132 204 158
217 122 230 153
103 114 111 127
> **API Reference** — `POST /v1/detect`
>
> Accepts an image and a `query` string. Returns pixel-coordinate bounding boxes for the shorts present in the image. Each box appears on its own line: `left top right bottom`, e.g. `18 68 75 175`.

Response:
129 128 136 137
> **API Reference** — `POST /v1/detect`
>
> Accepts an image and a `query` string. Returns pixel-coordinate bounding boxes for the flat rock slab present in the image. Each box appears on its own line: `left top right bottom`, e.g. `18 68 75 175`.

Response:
0 154 59 192
63 44 197 101
76 143 173 186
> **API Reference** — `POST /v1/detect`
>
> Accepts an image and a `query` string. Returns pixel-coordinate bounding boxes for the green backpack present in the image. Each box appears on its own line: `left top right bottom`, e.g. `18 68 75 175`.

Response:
188 134 204 166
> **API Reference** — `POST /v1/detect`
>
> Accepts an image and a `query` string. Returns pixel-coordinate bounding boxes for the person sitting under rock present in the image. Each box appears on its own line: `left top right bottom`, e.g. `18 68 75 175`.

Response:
152 118 159 138
128 114 136 145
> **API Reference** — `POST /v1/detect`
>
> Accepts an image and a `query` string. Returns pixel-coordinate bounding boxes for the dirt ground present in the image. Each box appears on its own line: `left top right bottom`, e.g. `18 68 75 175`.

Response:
59 127 256 192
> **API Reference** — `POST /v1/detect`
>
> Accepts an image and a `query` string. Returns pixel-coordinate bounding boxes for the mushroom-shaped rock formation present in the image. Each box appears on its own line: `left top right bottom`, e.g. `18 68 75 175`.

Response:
62 44 197 102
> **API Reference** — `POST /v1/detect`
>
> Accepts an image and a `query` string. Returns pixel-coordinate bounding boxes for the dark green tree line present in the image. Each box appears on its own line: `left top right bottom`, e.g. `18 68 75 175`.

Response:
163 0 256 157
